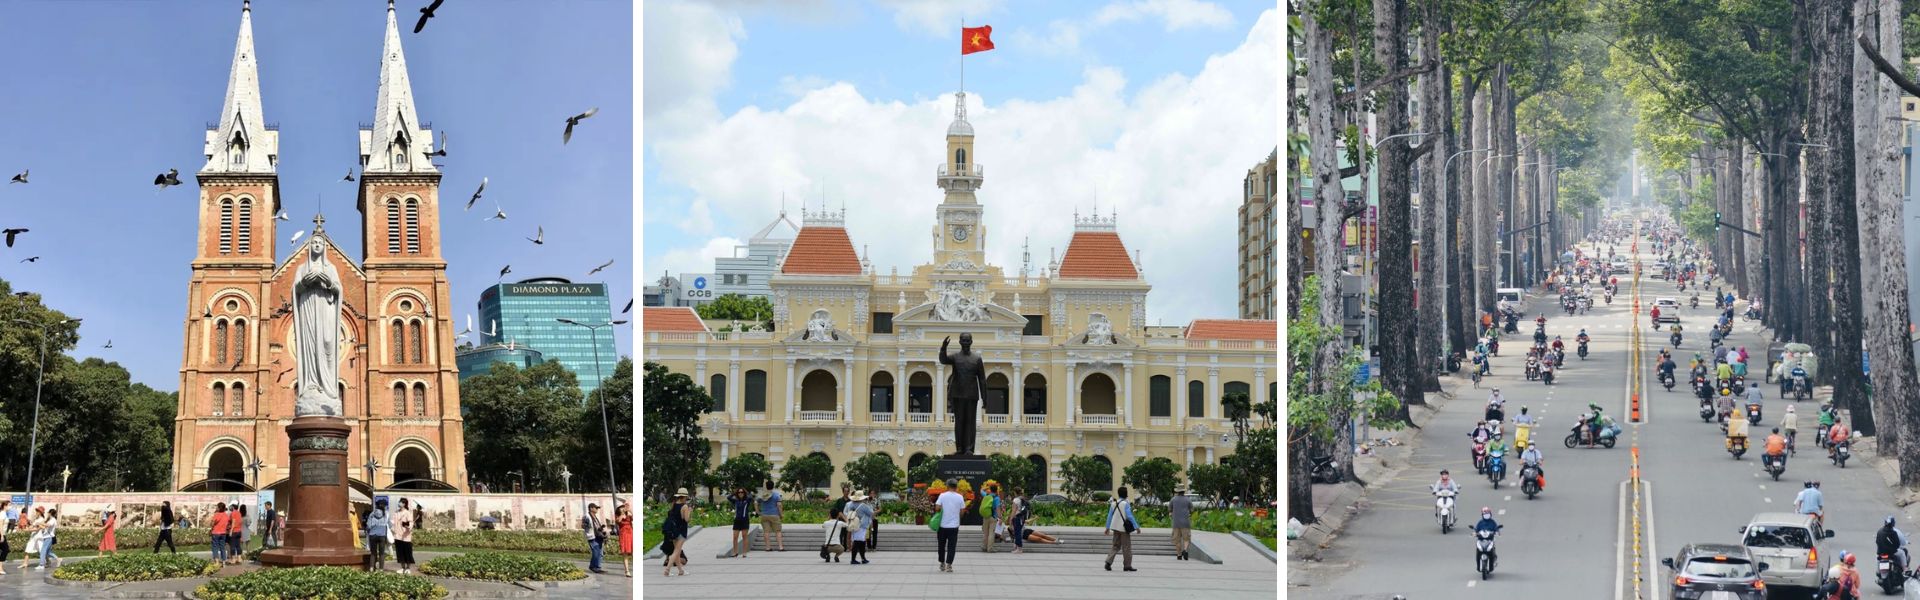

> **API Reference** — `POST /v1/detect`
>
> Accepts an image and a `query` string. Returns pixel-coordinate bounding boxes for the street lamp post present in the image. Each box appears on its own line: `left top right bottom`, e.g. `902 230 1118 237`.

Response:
1359 132 1430 352
561 466 573 496
1438 148 1494 354
12 317 75 512
557 318 629 511
60 465 71 494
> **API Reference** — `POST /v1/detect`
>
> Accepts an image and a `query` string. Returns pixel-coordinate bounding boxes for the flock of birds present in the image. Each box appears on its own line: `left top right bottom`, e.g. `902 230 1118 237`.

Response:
3 1 634 354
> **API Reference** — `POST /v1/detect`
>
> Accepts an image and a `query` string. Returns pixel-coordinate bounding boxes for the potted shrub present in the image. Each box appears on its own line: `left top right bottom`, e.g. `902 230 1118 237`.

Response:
909 483 932 525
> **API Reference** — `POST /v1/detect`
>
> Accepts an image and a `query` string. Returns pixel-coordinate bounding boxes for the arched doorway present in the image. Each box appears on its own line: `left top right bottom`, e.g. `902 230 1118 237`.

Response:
1026 454 1047 495
908 452 930 484
390 446 442 489
985 373 1010 416
908 372 933 414
806 451 833 490
1092 455 1113 491
1023 373 1047 416
870 372 895 414
800 370 838 412
207 446 247 491
1081 373 1117 415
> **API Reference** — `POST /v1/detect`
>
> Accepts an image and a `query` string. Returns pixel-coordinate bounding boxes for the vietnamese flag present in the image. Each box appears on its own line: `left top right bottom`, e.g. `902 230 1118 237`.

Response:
963 25 995 55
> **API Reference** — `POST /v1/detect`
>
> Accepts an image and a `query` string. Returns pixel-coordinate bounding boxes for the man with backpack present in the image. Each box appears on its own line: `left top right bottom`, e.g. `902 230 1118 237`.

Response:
981 482 1001 553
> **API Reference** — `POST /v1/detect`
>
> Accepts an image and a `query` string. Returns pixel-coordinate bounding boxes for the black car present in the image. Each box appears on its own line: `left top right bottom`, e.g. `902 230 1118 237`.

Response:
1661 543 1770 600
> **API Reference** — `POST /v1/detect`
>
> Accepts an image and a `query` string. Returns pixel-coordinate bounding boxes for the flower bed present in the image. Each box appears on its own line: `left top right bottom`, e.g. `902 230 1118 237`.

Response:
418 552 585 582
52 552 218 582
412 529 588 553
194 567 447 600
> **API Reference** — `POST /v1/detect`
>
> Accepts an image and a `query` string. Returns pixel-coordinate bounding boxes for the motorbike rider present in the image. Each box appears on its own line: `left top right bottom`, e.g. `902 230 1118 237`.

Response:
1764 427 1789 469
1533 326 1548 348
1828 551 1862 599
1485 400 1505 425
1585 403 1606 444
1576 329 1590 346
1658 355 1678 384
1789 364 1811 396
1726 405 1751 448
1830 420 1854 459
1651 305 1662 323
1879 516 1911 578
1782 405 1800 451
1520 442 1545 485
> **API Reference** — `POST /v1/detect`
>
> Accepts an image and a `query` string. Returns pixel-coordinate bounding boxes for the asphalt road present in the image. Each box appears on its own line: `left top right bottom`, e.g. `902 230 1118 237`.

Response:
1298 232 1910 600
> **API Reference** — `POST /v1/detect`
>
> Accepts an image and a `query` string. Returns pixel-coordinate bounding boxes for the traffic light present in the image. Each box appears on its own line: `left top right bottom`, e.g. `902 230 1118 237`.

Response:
1714 211 1721 232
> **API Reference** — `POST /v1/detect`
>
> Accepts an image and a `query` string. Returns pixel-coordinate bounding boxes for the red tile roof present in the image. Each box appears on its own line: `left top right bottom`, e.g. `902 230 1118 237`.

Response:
1057 231 1138 279
643 307 708 333
781 227 862 275
1185 319 1278 341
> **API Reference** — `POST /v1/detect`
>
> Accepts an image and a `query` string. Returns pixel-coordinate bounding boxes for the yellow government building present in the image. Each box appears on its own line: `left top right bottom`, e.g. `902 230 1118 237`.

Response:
642 92 1276 496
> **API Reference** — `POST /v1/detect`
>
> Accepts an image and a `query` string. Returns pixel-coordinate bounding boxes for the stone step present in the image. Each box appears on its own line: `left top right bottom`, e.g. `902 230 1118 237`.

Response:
748 529 1180 555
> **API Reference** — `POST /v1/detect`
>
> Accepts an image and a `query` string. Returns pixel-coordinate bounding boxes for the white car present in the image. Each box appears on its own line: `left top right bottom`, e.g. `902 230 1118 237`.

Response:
1654 298 1680 324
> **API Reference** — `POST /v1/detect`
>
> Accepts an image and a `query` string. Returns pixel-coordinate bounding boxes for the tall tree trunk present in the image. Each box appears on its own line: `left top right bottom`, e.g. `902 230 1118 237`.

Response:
1305 6 1360 485
1806 21 1837 388
1474 85 1496 326
1450 74 1475 353
1417 2 1448 392
1495 66 1515 291
1859 0 1920 479
1817 0 1872 433
1374 0 1421 416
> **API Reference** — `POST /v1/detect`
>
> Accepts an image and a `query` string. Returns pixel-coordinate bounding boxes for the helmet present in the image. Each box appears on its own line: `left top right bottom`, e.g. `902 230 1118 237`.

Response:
1888 516 1899 527
1481 507 1492 516
1845 553 1858 566
1805 482 1815 488
1528 442 1537 448
1786 405 1795 413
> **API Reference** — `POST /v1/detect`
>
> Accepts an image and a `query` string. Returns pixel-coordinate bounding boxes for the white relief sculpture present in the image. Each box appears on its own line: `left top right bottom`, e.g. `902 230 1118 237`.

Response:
1022 431 1049 447
908 429 933 447
934 281 989 322
805 309 836 342
1085 313 1114 346
985 431 1011 448
941 256 978 271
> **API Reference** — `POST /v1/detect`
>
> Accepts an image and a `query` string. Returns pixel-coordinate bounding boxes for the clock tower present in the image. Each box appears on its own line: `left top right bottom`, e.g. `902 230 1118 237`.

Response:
934 92 986 269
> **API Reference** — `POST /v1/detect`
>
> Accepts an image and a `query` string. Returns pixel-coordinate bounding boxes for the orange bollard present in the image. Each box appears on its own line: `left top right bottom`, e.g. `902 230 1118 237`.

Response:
1631 393 1641 422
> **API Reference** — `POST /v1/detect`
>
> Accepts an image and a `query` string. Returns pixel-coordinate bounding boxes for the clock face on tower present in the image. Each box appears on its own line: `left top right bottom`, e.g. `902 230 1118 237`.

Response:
952 225 969 242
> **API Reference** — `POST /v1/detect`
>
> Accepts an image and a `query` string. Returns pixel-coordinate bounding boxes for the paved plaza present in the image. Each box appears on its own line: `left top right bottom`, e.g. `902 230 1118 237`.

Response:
640 524 1278 600
0 550 633 599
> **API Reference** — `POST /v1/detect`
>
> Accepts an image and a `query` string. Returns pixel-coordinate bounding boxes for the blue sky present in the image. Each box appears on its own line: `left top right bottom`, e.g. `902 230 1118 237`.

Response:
0 0 633 391
643 0 1279 325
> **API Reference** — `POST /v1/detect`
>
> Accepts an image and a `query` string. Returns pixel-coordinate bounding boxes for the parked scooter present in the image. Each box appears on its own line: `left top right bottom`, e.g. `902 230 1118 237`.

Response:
1309 454 1342 484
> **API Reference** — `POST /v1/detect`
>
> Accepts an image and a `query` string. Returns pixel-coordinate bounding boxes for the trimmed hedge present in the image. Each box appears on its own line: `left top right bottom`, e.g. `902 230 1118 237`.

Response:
6 527 213 553
194 567 447 600
418 552 586 582
52 552 218 582
412 529 589 553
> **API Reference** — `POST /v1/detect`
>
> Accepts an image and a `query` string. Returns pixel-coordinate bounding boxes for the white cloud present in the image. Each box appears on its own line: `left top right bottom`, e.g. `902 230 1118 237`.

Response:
646 236 746 282
642 0 744 130
678 197 716 234
1017 0 1235 55
646 9 1280 325
876 0 1006 37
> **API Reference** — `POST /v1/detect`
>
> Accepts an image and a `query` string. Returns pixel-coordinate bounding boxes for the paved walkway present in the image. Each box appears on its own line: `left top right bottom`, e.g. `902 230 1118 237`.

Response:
643 524 1277 599
0 549 633 598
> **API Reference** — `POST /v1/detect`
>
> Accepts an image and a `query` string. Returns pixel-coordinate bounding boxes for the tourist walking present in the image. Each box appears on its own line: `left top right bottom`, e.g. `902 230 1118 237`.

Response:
209 503 230 565
728 488 752 558
0 500 11 576
365 500 391 572
616 502 634 577
1009 489 1028 554
981 482 1001 553
757 480 784 551
259 501 277 550
585 502 610 574
1170 487 1193 560
1104 486 1138 572
849 489 874 565
20 507 46 571
393 498 416 574
661 489 690 577
232 504 248 562
153 501 176 554
935 478 964 572
98 504 118 555
38 508 60 570
830 483 854 553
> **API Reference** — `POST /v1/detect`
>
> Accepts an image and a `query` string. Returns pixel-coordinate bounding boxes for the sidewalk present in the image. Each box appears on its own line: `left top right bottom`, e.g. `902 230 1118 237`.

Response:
1287 375 1461 564
0 548 633 599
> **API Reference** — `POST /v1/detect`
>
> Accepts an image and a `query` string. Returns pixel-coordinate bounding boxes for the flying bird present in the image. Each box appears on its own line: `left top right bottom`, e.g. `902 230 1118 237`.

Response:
153 168 182 189
498 265 512 279
588 259 615 276
621 299 632 314
457 314 473 338
484 319 498 337
2 228 26 247
466 177 487 210
485 205 507 221
563 108 598 144
526 226 543 245
275 211 290 221
103 340 112 349
203 308 214 319
424 131 447 158
8 169 25 184
342 169 356 182
413 0 445 34
18 256 39 263
290 230 307 244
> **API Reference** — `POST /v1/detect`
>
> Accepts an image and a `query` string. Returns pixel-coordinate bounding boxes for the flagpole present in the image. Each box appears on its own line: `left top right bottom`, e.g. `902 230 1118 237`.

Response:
960 17 965 96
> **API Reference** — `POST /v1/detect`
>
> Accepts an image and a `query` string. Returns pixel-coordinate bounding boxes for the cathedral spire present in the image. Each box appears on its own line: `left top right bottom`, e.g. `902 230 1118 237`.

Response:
361 0 436 174
202 0 277 174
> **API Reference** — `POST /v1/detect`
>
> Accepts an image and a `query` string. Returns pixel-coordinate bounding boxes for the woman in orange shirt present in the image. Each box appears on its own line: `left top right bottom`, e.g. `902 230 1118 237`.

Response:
208 503 230 565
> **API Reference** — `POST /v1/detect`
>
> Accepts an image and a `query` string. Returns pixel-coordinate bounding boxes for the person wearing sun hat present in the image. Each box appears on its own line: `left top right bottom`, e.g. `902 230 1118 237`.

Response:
662 488 691 577
848 490 874 565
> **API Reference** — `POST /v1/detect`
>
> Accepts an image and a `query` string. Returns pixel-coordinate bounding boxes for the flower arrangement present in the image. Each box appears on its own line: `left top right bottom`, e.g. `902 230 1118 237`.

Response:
956 479 975 502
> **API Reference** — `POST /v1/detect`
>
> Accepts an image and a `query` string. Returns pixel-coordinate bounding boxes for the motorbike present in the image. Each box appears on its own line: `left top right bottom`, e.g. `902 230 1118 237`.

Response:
1519 464 1542 499
1472 441 1489 474
1309 454 1342 484
1762 451 1786 481
1661 371 1676 392
1435 488 1458 533
1566 420 1620 449
1525 360 1540 381
1488 338 1500 356
1792 375 1810 402
1671 331 1682 348
1486 449 1507 489
1605 291 1613 305
1833 439 1852 468
1726 435 1748 459
1879 552 1906 594
1577 342 1589 360
1541 369 1555 385
1474 528 1499 579
1691 295 1700 309
1746 403 1763 426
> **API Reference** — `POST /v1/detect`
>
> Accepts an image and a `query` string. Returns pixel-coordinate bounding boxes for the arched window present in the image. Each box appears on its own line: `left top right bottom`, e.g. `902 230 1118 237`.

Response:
869 372 894 414
744 370 768 412
413 382 428 415
409 320 424 364
212 382 227 416
1027 454 1048 495
386 199 402 253
1224 381 1251 414
1188 380 1205 417
955 148 967 167
391 320 406 364
231 382 245 416
1149 375 1172 417
218 200 234 254
1023 373 1047 415
232 319 247 365
708 374 727 413
404 199 421 253
214 320 229 365
393 383 407 415
907 453 930 483
236 198 252 253
806 451 832 490
1091 455 1113 491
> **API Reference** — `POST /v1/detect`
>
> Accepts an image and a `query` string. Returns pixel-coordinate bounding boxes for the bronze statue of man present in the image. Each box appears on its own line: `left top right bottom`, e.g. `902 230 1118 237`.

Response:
940 333 986 457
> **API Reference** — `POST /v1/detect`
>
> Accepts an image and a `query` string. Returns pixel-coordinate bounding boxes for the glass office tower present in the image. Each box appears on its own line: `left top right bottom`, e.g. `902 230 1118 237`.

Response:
476 277 619 396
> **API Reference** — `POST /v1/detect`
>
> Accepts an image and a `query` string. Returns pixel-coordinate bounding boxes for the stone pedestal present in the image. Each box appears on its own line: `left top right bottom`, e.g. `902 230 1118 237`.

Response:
936 455 990 527
259 417 369 568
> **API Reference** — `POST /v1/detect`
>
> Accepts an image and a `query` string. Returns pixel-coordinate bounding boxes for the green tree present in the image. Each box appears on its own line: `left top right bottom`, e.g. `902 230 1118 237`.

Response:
907 455 941 486
843 453 898 497
712 453 773 495
1187 463 1236 505
641 362 712 500
465 361 586 492
779 453 834 495
1121 457 1182 503
1058 455 1111 502
986 453 1035 494
696 294 774 327
570 358 634 494
1288 276 1399 523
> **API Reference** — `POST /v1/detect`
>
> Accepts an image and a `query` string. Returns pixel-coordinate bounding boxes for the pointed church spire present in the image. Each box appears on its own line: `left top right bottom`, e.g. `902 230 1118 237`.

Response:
361 0 435 174
203 0 277 174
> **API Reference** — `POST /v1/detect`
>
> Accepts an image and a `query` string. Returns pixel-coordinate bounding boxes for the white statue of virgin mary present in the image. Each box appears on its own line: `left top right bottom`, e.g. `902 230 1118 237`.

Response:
293 238 344 417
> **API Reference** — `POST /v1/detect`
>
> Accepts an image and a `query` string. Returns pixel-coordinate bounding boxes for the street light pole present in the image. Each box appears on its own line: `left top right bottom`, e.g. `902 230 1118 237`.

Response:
12 317 74 512
557 318 629 511
1440 148 1494 353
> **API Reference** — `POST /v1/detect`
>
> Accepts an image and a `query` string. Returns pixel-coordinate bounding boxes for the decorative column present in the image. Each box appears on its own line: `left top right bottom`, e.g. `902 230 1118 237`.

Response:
728 360 741 421
1205 446 1215 465
1122 363 1134 428
1254 368 1266 408
843 359 855 424
1065 363 1077 426
895 361 907 416
721 441 731 461
1013 361 1024 423
934 363 946 423
1207 368 1220 420
1185 446 1194 471
785 359 797 424
1175 366 1188 428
